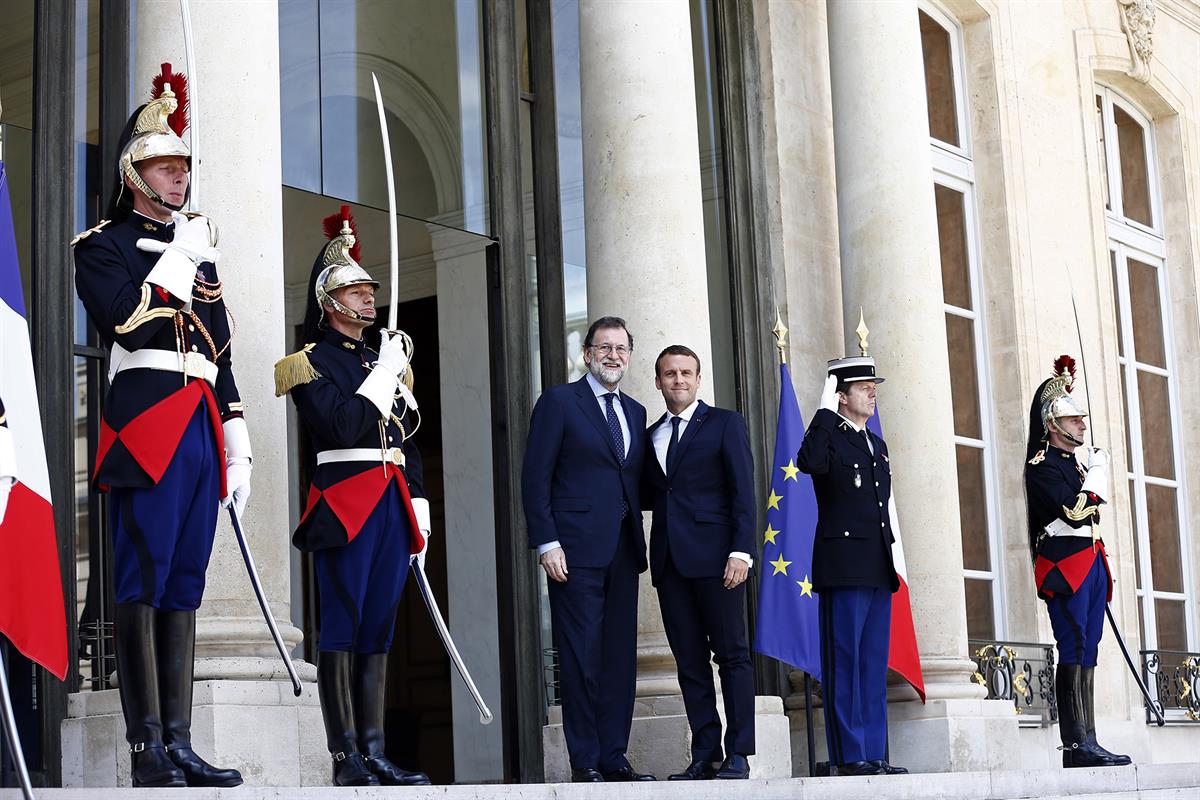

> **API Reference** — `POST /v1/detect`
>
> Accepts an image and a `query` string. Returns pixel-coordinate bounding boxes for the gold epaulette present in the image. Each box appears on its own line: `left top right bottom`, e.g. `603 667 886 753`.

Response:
1028 449 1046 466
70 220 111 246
273 344 320 396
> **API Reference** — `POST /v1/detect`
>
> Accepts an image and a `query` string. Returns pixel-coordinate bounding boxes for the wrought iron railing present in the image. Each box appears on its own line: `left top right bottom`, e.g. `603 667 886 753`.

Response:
968 639 1058 727
1141 649 1200 723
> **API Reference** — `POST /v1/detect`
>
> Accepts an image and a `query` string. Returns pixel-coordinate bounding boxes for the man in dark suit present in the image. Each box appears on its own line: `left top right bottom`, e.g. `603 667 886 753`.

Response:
796 355 907 777
642 345 756 781
521 316 655 783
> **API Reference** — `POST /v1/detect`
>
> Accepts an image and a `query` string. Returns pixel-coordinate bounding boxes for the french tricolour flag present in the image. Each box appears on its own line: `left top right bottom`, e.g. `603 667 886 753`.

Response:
0 160 68 680
867 411 925 701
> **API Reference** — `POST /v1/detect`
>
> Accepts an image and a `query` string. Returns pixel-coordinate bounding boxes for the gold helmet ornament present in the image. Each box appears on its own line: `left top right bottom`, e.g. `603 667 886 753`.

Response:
1039 355 1088 447
117 63 192 211
314 205 380 326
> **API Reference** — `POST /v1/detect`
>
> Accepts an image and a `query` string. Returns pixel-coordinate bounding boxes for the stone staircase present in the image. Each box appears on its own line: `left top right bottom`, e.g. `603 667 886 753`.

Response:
2 763 1197 799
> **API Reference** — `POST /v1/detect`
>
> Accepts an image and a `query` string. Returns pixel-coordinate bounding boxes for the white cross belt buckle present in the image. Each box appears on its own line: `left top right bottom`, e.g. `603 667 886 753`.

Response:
181 351 207 379
385 447 406 467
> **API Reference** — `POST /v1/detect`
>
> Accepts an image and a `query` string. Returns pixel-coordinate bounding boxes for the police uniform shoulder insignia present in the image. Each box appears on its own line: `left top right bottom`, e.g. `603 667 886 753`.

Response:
69 220 111 246
273 343 321 397
838 420 850 431
1028 449 1046 466
342 341 356 350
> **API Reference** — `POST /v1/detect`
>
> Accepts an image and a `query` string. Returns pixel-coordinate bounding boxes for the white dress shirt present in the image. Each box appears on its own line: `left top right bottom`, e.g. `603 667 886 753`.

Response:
538 373 631 557
652 400 751 567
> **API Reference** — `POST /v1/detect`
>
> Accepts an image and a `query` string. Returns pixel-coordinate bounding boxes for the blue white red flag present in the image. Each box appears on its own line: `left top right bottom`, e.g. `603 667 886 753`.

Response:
0 160 68 680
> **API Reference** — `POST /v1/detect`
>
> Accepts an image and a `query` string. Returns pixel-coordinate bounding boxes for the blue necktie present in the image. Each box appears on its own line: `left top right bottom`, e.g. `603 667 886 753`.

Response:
665 416 682 473
604 393 625 465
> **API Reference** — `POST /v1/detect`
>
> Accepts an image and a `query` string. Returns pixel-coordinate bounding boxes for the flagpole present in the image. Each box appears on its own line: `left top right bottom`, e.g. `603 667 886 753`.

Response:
0 642 36 800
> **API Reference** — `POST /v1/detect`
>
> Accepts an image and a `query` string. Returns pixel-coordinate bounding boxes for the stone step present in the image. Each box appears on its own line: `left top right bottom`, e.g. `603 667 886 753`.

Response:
4 762 1197 800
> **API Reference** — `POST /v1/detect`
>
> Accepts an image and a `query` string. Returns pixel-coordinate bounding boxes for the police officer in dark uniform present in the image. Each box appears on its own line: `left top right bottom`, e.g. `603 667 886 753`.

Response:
1025 356 1130 768
72 65 246 788
274 206 431 787
796 355 906 777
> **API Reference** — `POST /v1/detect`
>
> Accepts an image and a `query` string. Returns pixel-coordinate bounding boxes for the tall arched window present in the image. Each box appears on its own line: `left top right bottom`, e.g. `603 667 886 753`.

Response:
919 3 1005 640
1096 86 1194 652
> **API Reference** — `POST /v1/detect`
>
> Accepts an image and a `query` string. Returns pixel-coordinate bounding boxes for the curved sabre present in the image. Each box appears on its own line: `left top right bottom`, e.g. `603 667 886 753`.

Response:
370 72 399 330
179 0 200 209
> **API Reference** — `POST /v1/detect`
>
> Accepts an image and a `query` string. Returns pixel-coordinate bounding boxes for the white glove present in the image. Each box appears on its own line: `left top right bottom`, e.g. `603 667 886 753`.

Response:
377 330 411 377
1083 447 1109 471
410 497 432 569
819 374 839 412
139 214 219 303
0 477 13 525
221 458 252 517
1081 458 1109 503
220 418 253 517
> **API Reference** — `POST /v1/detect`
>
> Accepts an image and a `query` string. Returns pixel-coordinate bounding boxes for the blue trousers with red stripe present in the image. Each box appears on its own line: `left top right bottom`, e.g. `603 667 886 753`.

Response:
314 482 411 653
1045 553 1107 667
819 586 891 765
108 406 221 610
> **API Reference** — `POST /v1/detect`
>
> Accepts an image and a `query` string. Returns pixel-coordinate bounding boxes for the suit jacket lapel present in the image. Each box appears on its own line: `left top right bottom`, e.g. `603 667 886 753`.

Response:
836 416 874 457
667 401 708 478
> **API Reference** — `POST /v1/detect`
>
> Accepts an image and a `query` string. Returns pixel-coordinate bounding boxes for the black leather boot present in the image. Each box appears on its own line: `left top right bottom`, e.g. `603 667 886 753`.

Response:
1082 667 1132 766
114 603 185 788
157 609 244 787
355 652 431 786
318 651 379 787
1057 664 1113 768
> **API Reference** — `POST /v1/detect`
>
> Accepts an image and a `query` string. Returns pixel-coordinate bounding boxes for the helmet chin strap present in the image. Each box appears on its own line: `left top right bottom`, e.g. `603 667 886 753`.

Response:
320 297 370 326
1048 417 1085 448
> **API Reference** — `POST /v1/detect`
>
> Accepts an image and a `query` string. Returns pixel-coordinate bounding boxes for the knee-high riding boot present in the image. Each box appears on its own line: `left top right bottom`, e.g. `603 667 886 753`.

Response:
114 603 185 788
1081 667 1131 766
157 609 244 786
353 652 430 786
317 651 379 786
1057 664 1114 768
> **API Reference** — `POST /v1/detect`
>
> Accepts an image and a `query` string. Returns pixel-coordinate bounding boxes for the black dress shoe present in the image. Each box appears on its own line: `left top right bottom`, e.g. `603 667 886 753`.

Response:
167 746 243 787
603 765 657 781
571 767 605 782
836 760 886 776
869 759 908 775
668 760 716 780
715 754 750 779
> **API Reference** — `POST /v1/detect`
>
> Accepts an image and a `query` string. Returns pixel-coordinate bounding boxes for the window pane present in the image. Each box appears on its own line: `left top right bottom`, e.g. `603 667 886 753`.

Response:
1145 484 1182 593
956 445 989 571
918 10 959 147
1119 368 1132 465
1128 258 1166 368
1096 95 1110 211
1113 105 1153 227
1137 370 1175 479
945 314 981 439
279 0 322 193
1111 251 1124 357
935 184 970 309
1154 599 1186 652
964 578 994 640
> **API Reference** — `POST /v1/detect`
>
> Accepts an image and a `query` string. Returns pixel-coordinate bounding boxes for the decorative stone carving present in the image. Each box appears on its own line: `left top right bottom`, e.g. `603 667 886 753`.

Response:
1118 0 1157 83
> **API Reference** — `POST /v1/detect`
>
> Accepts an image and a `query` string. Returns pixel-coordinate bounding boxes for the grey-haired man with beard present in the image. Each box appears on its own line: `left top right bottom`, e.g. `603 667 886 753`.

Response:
522 316 654 782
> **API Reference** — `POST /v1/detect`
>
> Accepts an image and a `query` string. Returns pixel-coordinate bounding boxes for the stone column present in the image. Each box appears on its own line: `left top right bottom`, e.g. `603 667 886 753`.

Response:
542 0 789 781
825 0 1013 773
62 2 323 788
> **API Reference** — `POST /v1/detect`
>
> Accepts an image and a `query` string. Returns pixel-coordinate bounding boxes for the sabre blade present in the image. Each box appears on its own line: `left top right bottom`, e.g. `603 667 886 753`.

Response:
371 72 400 330
179 0 200 209
412 563 493 724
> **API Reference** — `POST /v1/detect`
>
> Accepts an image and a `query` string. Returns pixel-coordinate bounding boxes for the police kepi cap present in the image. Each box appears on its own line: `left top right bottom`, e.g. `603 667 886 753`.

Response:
826 355 885 384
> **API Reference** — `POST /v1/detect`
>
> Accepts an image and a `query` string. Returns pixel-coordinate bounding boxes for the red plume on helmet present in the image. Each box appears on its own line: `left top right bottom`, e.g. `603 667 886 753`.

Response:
1052 354 1077 392
150 62 189 137
322 204 362 262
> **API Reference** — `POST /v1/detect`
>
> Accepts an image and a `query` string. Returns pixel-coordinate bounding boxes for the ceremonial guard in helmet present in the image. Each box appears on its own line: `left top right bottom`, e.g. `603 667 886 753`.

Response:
274 207 431 787
796 353 907 777
71 65 247 788
1025 356 1130 768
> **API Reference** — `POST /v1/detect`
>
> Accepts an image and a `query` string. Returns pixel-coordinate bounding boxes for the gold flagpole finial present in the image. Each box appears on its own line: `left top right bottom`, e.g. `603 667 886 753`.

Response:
772 310 789 364
855 307 870 357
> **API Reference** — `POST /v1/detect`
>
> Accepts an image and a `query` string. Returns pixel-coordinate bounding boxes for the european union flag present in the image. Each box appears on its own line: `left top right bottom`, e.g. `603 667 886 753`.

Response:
752 363 820 679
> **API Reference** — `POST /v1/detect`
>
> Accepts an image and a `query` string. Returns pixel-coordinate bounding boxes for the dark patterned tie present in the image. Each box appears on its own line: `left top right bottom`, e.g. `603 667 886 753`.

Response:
665 416 682 474
604 393 625 465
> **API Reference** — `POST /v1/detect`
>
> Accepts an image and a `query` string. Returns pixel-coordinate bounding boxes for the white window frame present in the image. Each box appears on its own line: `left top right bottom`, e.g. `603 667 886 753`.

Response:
921 1 1007 639
1098 85 1195 651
